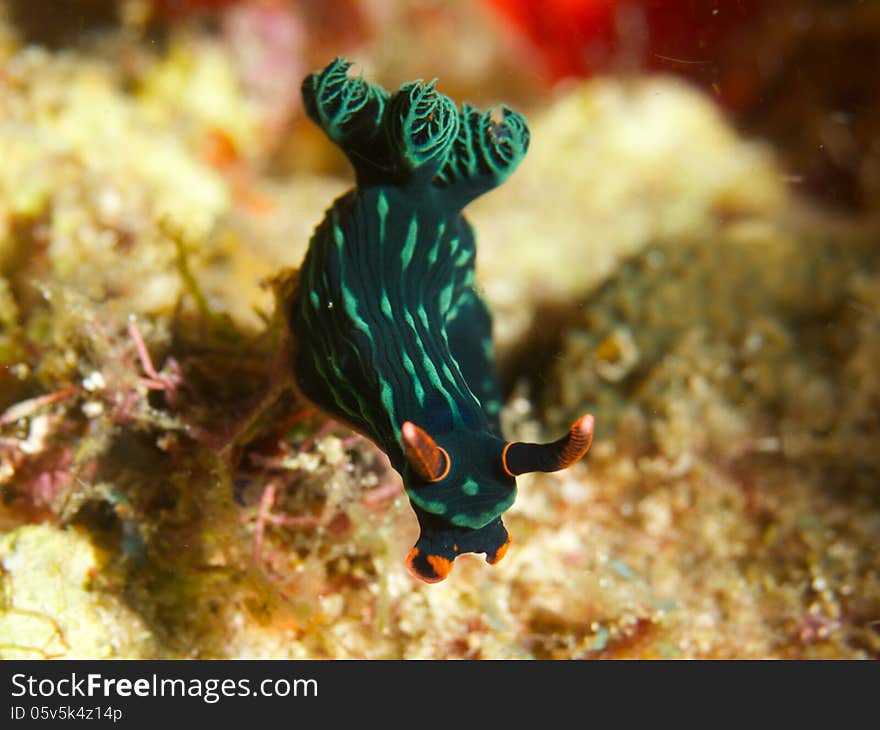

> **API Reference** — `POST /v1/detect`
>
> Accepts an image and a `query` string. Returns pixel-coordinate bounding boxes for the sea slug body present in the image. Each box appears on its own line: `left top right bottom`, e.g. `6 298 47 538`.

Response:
288 58 594 582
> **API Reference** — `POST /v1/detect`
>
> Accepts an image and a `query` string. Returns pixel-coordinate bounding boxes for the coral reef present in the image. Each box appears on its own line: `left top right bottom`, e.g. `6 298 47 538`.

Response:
524 212 880 657
0 525 155 658
471 75 784 352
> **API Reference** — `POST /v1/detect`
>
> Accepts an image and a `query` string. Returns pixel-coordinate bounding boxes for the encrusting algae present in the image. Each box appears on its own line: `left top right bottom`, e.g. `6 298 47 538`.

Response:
0 10 878 659
0 525 155 658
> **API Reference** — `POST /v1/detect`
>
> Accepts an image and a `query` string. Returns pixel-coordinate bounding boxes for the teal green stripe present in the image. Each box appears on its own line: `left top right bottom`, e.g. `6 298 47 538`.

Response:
401 214 418 269
401 352 425 406
428 237 441 267
376 190 389 244
342 284 374 341
381 291 393 319
450 494 516 529
310 307 376 429
439 281 454 313
417 303 431 331
404 311 461 424
300 266 369 428
379 378 396 421
332 207 398 437
408 491 448 516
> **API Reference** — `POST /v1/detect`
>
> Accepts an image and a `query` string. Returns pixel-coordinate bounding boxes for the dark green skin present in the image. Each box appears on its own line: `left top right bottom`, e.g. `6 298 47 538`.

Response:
289 58 530 581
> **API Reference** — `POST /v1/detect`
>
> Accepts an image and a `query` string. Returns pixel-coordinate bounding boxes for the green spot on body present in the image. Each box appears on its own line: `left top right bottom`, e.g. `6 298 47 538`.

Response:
309 291 320 308
461 478 479 496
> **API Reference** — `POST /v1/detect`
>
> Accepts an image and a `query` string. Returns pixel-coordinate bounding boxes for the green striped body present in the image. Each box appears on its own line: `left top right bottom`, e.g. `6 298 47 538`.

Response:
294 187 497 441
289 59 530 581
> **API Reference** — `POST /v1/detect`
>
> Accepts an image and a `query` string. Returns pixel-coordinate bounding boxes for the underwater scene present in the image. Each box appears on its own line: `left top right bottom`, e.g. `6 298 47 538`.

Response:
0 0 877 659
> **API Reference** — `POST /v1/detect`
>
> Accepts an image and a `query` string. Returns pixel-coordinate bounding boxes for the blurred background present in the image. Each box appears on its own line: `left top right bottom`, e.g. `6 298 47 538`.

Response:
0 1 878 659
4 0 878 209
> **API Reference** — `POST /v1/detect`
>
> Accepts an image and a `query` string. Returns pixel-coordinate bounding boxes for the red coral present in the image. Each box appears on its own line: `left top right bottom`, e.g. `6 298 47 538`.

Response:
482 0 757 107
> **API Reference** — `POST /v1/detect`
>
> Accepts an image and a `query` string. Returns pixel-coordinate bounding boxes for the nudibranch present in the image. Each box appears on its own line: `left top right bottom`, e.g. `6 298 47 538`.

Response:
288 58 594 582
